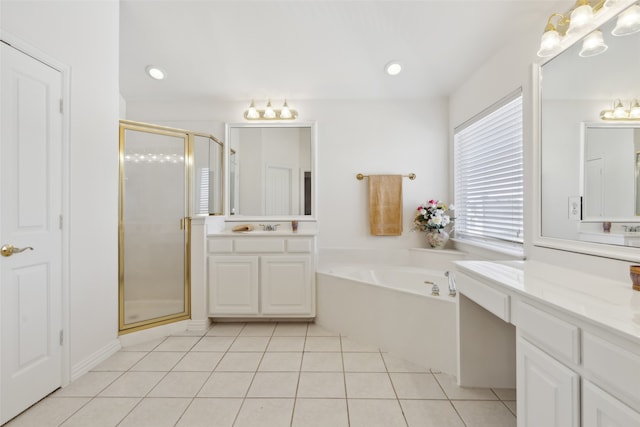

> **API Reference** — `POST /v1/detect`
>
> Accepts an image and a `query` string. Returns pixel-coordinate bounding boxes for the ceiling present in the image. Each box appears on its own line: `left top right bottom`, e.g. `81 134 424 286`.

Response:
119 0 572 103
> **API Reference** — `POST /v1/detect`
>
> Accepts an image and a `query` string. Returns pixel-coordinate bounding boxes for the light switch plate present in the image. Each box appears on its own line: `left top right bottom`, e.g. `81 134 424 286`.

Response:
568 196 581 220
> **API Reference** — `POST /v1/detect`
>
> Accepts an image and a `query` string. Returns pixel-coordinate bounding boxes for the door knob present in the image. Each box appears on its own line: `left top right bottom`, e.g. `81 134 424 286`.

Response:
1 244 34 257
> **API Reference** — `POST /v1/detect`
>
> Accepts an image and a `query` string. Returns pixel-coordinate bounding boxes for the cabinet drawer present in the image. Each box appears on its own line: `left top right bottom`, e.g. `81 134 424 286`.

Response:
457 272 510 321
287 239 312 253
208 238 233 253
513 300 580 365
583 332 640 410
235 238 285 253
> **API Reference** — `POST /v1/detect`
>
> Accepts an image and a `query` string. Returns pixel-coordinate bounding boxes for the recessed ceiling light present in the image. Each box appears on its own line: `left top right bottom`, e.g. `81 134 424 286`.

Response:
145 65 166 80
385 61 402 76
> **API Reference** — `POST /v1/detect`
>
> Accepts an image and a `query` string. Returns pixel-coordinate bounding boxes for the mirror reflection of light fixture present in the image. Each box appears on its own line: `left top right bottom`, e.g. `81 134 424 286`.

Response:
612 4 640 35
537 1 639 58
600 99 640 120
579 29 608 56
244 100 299 120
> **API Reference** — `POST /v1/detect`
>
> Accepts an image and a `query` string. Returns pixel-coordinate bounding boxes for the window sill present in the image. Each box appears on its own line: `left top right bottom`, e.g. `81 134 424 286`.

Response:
451 237 525 260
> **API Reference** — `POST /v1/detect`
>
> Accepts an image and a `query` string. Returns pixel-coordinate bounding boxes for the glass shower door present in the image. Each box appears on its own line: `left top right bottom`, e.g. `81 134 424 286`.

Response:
119 123 190 333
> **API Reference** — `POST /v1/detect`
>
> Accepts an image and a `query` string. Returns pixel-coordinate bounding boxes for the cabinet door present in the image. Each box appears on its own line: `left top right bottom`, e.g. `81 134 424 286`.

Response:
208 256 259 315
517 335 579 427
583 380 640 427
261 255 312 315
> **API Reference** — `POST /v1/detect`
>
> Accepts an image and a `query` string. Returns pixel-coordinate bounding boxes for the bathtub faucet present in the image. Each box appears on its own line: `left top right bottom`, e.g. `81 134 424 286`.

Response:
445 271 457 297
425 281 439 296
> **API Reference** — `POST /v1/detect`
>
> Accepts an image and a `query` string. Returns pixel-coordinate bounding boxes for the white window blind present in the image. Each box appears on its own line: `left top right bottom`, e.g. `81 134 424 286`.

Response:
454 90 523 247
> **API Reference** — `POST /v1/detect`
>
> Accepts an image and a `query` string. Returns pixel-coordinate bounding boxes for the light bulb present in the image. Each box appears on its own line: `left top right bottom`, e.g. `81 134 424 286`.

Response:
613 99 627 118
612 5 640 36
629 99 640 118
279 100 292 119
579 30 608 57
568 2 594 34
263 100 276 119
537 29 562 57
245 100 260 119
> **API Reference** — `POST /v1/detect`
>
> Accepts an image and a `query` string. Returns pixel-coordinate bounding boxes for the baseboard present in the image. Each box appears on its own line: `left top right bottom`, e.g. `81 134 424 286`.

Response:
70 339 121 382
188 318 211 331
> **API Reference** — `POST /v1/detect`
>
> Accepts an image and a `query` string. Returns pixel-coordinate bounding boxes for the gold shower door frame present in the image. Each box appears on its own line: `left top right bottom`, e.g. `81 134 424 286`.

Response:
118 120 193 335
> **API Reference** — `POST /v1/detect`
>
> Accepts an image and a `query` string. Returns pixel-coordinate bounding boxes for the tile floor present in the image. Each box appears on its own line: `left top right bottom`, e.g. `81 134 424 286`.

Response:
5 322 516 427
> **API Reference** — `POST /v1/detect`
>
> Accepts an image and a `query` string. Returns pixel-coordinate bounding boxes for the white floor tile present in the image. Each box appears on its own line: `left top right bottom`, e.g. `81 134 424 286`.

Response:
206 322 245 336
53 371 122 397
234 398 294 427
259 352 303 371
292 398 349 427
148 371 210 397
435 373 498 400
390 373 448 399
4 397 90 427
91 351 147 371
381 353 429 373
176 398 243 427
348 398 407 427
172 351 224 371
154 337 200 352
453 401 517 427
297 372 346 398
504 400 517 416
493 387 517 401
400 400 465 427
118 397 191 427
267 336 305 352
343 352 387 372
301 352 343 372
247 372 299 397
191 336 235 352
273 322 308 336
98 371 166 397
215 352 263 372
306 323 339 336
239 323 277 337
198 372 254 398
341 337 381 352
345 373 396 398
229 336 270 352
130 351 185 371
121 337 165 352
304 336 341 352
60 397 140 427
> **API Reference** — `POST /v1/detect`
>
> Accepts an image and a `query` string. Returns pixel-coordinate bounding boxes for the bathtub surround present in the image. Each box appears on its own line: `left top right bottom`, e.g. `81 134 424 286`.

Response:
316 248 466 375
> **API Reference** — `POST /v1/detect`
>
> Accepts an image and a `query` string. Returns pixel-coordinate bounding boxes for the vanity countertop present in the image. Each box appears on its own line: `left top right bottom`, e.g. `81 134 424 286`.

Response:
454 260 640 343
208 230 318 237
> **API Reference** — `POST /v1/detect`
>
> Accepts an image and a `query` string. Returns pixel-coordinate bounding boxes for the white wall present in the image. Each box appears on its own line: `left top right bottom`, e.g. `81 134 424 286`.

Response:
125 98 450 251
1 1 120 375
449 4 635 280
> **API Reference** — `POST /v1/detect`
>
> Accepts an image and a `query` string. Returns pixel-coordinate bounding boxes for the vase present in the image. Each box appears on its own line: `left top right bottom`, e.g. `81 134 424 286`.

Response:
425 229 449 249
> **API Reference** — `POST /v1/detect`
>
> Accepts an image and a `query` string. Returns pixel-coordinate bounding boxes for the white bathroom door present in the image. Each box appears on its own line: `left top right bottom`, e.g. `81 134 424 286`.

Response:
0 42 63 424
265 165 292 215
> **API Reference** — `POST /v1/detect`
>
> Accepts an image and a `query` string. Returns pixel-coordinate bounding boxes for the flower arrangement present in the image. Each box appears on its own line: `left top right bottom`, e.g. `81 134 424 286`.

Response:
414 200 454 232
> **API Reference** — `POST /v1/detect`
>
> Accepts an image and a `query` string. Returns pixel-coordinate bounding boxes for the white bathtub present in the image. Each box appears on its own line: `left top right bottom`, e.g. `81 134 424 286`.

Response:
316 263 458 375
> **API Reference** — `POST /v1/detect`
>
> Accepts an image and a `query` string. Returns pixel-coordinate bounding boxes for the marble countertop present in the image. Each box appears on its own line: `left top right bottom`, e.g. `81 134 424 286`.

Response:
454 260 640 343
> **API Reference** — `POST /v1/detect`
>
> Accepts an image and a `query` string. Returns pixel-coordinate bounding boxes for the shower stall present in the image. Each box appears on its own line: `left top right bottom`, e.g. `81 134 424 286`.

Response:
118 120 222 334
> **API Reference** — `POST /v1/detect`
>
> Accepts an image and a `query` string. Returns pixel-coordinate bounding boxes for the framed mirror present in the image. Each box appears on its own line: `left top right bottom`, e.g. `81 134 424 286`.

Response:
224 122 317 219
536 2 640 258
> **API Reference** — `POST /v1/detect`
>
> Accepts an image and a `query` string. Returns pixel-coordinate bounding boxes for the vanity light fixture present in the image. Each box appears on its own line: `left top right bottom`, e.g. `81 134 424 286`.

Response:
145 65 166 80
579 29 608 56
600 98 640 120
537 1 640 58
243 99 298 120
612 4 640 35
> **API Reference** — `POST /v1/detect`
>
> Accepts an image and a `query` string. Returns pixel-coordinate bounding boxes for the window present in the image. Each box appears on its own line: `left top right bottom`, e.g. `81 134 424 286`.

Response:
454 90 523 250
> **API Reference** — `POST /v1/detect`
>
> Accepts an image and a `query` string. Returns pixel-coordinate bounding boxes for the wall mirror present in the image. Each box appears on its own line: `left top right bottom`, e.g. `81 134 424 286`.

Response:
225 123 317 219
538 2 640 256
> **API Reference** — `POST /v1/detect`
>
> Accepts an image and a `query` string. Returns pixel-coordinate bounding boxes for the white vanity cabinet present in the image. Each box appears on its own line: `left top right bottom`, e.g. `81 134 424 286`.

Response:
455 261 640 427
207 234 315 318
